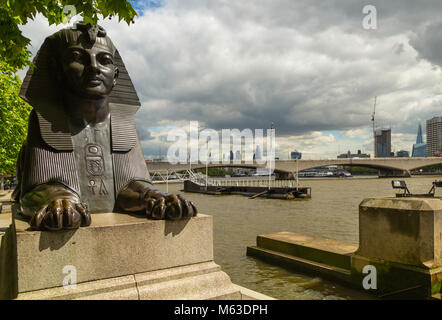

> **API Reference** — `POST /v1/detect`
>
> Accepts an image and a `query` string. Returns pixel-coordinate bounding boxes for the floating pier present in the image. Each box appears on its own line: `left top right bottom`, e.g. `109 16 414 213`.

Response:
183 180 311 200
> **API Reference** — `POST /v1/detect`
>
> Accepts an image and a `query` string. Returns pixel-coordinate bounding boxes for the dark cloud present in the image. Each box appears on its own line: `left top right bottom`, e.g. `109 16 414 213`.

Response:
135 122 155 141
410 21 442 67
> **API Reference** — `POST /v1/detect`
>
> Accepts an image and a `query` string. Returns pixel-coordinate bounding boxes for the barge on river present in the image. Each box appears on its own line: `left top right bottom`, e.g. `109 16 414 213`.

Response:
183 180 311 199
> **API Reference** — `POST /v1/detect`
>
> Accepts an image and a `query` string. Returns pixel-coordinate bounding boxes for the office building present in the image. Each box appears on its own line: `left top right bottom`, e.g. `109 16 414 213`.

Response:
290 151 302 160
396 150 409 157
426 117 442 157
337 150 370 159
255 146 262 160
375 128 391 157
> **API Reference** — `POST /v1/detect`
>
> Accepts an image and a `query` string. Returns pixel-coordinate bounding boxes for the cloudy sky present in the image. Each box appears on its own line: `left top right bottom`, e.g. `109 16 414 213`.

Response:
18 0 442 160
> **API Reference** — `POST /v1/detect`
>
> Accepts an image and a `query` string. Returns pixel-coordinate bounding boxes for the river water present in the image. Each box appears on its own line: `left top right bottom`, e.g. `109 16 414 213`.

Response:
155 176 442 300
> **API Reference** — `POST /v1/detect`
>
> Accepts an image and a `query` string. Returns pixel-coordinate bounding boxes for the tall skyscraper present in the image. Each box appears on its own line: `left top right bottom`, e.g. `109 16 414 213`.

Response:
375 128 391 157
427 117 442 157
412 123 426 157
416 123 423 144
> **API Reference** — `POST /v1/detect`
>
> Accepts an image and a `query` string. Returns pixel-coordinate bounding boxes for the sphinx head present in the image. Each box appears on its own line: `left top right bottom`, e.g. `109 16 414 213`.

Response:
50 23 119 99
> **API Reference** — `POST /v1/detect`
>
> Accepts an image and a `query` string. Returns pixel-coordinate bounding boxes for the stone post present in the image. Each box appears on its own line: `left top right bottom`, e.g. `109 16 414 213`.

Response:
351 197 442 298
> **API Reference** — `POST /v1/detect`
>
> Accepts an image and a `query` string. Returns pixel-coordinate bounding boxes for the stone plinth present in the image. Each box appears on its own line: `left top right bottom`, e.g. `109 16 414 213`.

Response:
351 197 442 298
16 262 241 300
357 197 441 267
0 211 243 300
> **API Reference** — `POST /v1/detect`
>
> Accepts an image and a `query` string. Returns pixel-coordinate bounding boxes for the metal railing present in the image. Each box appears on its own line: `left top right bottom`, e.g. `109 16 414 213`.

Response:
150 169 300 189
207 178 299 188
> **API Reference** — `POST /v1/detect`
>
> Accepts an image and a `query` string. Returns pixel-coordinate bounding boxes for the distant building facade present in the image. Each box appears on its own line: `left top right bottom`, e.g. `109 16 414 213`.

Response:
412 123 426 157
337 150 370 159
255 145 262 160
396 150 410 157
290 151 302 159
426 117 442 157
375 128 391 157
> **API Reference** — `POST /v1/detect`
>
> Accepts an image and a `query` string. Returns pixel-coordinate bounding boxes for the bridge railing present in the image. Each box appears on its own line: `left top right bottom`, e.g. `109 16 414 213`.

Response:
206 178 299 188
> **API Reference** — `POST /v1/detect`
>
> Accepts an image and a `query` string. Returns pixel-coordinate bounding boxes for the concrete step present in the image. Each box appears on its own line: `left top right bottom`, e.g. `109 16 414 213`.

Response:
257 232 357 269
247 232 358 284
247 246 352 284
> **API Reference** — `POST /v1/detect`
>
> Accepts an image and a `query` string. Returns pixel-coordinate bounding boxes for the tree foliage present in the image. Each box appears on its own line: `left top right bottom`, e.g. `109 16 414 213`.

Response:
195 168 236 177
0 0 138 71
0 60 32 175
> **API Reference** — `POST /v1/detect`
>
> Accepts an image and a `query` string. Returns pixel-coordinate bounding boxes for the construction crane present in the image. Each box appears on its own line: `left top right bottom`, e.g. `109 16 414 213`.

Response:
371 96 377 158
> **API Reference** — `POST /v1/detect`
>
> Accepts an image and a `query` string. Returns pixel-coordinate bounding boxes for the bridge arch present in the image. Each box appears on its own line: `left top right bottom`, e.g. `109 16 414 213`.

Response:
297 162 404 173
407 162 442 171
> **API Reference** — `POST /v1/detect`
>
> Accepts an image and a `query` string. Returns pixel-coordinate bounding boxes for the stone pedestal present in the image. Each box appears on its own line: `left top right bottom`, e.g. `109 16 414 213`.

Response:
0 211 243 300
351 197 442 298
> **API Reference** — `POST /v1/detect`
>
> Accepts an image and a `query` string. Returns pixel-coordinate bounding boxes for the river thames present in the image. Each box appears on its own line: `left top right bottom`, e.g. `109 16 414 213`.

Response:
156 176 442 300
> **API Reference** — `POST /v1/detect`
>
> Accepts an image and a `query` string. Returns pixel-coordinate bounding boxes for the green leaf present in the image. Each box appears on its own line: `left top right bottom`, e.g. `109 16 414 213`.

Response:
0 0 138 70
0 61 32 174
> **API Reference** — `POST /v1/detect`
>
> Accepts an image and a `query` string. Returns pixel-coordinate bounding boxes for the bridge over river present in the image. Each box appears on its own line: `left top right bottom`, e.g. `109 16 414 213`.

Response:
145 157 442 178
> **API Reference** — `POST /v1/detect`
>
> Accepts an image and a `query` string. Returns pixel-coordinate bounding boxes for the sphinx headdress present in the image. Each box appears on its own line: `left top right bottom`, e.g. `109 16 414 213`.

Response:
20 23 141 152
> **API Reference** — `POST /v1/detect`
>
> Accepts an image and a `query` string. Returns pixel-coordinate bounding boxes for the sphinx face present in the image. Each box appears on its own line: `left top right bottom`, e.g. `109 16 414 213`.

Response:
60 43 119 98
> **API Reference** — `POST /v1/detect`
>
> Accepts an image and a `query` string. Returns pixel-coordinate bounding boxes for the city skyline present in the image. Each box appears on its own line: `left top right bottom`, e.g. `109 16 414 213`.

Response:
134 121 439 160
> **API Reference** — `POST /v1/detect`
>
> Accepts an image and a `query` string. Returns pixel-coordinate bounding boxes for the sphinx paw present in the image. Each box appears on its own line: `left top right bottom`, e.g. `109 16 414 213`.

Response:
145 193 197 220
30 199 91 231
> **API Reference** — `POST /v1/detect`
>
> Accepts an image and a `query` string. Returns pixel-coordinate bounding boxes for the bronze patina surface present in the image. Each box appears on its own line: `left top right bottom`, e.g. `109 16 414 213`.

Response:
13 23 197 231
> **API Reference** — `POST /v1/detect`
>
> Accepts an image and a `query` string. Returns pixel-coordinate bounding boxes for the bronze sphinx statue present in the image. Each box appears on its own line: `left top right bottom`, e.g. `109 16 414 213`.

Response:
13 23 197 231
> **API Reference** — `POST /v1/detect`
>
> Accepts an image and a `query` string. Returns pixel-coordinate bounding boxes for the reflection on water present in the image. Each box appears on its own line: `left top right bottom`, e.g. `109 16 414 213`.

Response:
156 176 442 300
